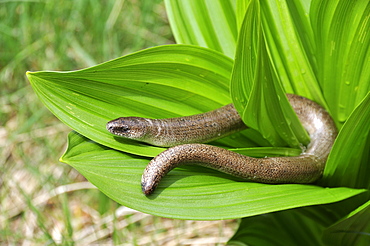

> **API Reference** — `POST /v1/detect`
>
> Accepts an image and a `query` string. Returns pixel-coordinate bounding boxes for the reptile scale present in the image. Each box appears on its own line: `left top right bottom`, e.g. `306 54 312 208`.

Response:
107 94 337 195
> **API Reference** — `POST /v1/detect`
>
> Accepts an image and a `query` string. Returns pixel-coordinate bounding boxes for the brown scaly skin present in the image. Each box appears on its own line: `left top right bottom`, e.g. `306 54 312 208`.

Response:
107 103 246 147
107 94 337 195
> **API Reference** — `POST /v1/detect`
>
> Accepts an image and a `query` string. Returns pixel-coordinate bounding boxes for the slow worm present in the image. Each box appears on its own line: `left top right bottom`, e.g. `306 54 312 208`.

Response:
107 94 337 195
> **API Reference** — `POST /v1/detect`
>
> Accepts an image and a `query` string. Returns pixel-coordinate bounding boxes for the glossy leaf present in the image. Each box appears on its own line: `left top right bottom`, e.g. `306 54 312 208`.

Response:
259 0 326 106
27 45 259 157
230 0 260 115
311 0 370 126
323 200 370 246
235 0 249 30
229 196 370 245
61 131 366 220
164 0 237 58
230 0 310 148
320 92 370 189
286 0 316 73
228 209 327 246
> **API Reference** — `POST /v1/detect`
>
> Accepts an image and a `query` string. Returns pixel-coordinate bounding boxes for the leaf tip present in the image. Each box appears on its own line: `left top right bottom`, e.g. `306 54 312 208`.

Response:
26 71 35 81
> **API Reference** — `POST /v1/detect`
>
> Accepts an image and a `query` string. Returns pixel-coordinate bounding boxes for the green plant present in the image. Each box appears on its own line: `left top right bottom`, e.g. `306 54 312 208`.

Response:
27 0 369 244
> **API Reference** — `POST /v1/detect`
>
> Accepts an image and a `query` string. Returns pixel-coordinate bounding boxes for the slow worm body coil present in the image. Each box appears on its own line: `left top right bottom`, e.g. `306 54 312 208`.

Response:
107 94 337 195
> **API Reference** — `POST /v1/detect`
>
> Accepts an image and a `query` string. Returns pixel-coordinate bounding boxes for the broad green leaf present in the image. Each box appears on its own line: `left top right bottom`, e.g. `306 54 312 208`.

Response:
27 45 259 157
259 0 326 107
235 0 249 30
228 208 327 246
311 0 370 126
61 131 366 220
323 200 370 246
228 198 370 246
229 198 370 245
164 0 237 58
230 0 310 148
320 92 370 189
286 0 316 64
230 0 260 114
247 35 310 148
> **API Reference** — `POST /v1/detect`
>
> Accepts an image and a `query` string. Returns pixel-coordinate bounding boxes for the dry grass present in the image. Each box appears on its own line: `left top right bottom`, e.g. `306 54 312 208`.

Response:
1 0 238 244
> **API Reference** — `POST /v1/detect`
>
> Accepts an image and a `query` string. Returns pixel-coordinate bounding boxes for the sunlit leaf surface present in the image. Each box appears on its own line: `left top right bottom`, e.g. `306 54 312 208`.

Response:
61 131 365 220
311 0 370 125
165 0 237 58
28 45 259 157
230 0 310 148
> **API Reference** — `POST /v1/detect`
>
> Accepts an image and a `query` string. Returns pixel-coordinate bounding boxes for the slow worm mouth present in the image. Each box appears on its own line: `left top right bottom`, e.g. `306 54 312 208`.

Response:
106 120 117 131
106 124 114 132
106 119 130 135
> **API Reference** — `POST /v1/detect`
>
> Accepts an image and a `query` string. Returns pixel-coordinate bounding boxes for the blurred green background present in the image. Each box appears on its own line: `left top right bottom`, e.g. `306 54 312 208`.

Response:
0 1 236 244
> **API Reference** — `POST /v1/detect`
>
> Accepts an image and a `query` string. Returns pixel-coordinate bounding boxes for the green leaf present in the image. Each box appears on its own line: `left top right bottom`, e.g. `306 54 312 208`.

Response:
27 45 257 157
235 0 249 30
311 0 370 126
286 0 316 73
320 92 370 189
228 208 327 246
60 131 365 220
230 0 260 114
228 197 370 245
164 0 237 58
230 0 310 148
323 200 370 246
259 0 326 106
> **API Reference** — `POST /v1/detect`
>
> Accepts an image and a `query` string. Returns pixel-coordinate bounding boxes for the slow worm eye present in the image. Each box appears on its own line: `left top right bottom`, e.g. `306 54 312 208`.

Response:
119 126 130 132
